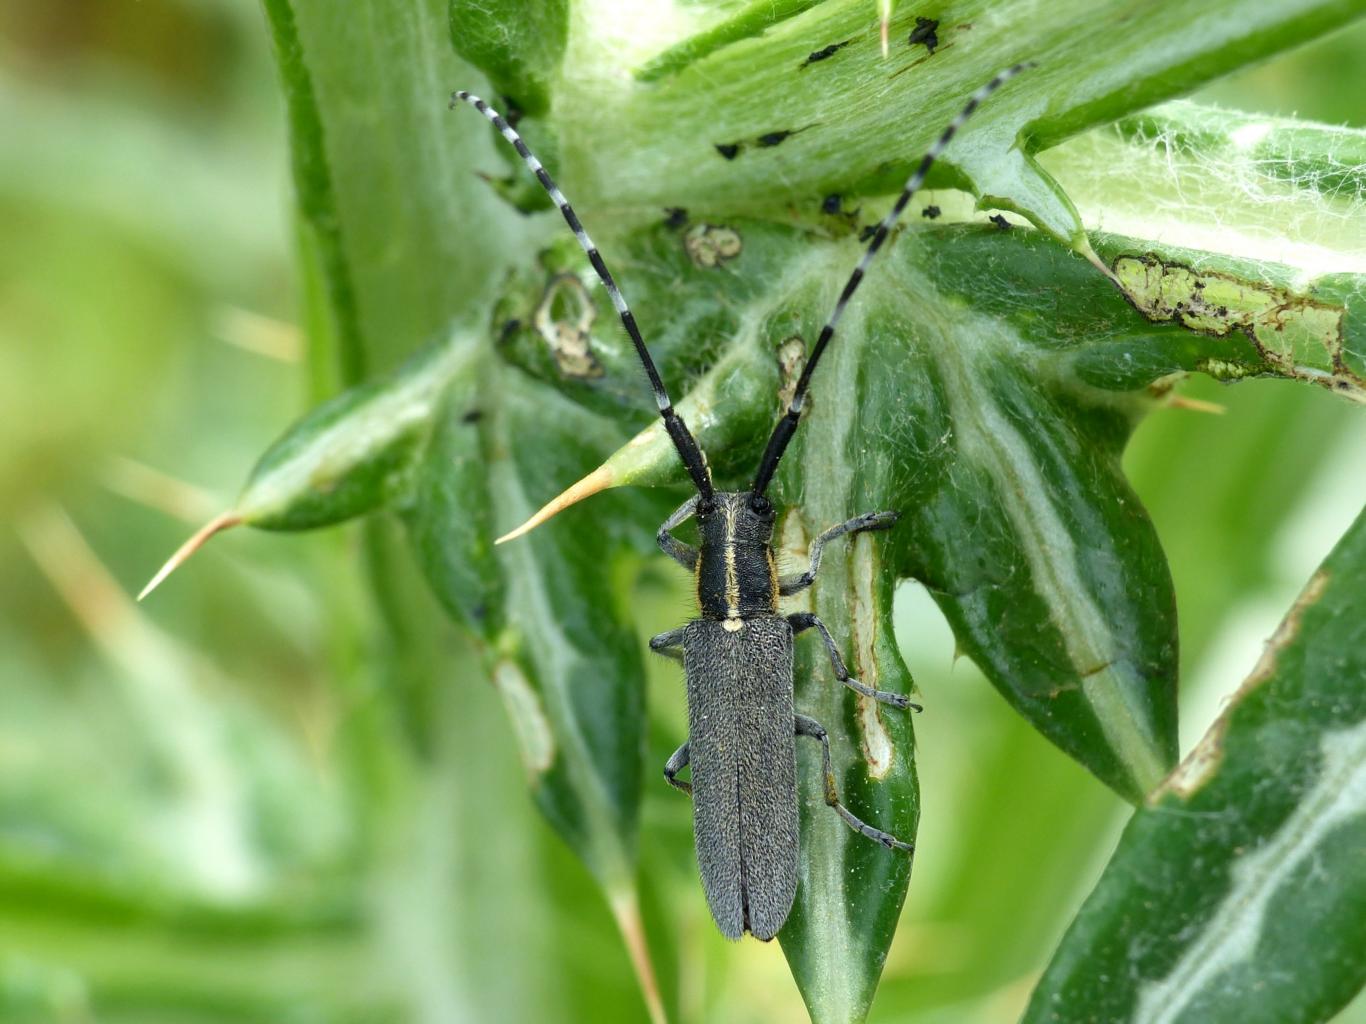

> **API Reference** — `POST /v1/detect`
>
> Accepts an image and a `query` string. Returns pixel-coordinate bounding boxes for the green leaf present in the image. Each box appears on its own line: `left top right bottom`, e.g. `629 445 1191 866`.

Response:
777 505 918 1024
262 0 539 380
635 0 826 82
1021 505 1366 1024
235 334 653 878
558 0 1363 251
449 0 569 116
885 229 1178 802
1044 100 1366 284
580 218 1364 806
213 222 1355 1024
240 338 475 531
258 0 667 1013
484 370 651 886
237 2 1366 1020
404 354 505 631
217 215 1364 1024
514 223 1362 1019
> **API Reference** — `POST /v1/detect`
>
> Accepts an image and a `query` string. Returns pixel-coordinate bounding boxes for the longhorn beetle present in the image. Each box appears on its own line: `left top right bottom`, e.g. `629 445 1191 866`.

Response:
453 63 1029 941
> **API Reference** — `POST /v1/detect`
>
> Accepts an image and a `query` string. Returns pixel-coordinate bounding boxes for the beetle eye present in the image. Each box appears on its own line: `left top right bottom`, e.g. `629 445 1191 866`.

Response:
749 495 772 515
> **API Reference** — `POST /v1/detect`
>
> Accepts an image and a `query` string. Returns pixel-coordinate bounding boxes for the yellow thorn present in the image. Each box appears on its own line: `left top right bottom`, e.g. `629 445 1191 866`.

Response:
138 511 243 601
494 464 614 545
1167 394 1227 415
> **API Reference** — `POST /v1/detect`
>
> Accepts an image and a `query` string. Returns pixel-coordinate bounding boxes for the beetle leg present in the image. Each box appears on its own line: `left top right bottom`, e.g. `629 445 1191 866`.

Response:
795 714 913 853
649 626 687 664
778 510 897 595
664 742 692 795
788 612 920 711
657 496 700 571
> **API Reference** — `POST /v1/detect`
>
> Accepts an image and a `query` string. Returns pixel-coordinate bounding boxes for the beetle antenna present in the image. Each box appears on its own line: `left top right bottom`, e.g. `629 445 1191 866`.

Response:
749 63 1033 500
452 91 715 504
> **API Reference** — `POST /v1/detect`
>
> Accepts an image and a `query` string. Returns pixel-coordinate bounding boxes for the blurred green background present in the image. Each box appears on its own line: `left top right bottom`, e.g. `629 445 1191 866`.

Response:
2 2 1364 1022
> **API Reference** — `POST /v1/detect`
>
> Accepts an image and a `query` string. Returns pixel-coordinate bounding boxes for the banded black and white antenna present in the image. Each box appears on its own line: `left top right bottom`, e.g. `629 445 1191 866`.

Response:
749 63 1031 503
451 91 716 537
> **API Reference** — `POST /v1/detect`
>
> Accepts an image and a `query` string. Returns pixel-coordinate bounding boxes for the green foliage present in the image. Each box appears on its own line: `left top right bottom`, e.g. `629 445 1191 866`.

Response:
2 0 1364 1022
1023 507 1366 1024
449 0 569 114
230 0 1366 1019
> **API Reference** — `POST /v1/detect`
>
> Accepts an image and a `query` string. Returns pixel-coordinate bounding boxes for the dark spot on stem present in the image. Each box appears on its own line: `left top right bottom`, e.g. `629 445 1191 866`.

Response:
715 142 741 160
801 40 852 68
822 194 842 215
758 130 794 148
922 205 941 219
859 225 877 242
989 213 1011 231
461 409 484 424
664 206 688 229
908 17 939 54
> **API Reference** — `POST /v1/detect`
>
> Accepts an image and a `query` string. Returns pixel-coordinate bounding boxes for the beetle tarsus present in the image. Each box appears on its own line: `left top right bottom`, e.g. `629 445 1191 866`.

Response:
796 713 915 854
779 510 899 595
789 611 914 711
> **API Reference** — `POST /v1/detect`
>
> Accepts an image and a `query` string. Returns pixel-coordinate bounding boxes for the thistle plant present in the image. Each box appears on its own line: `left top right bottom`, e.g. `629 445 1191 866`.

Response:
10 1 1364 1023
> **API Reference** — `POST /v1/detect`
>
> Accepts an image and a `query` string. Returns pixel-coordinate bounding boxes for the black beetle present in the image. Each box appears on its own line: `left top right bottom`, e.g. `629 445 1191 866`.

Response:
454 62 1029 940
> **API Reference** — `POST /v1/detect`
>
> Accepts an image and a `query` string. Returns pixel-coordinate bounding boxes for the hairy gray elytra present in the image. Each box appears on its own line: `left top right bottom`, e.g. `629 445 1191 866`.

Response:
684 615 798 940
